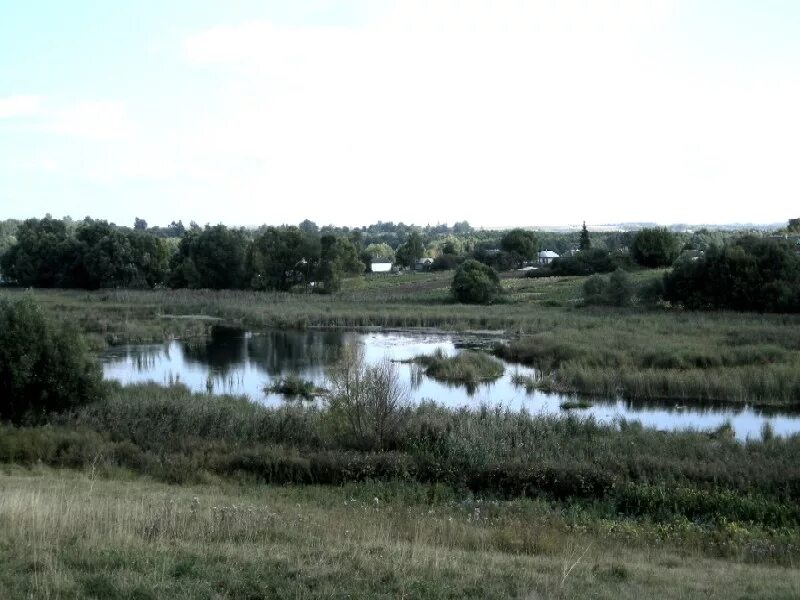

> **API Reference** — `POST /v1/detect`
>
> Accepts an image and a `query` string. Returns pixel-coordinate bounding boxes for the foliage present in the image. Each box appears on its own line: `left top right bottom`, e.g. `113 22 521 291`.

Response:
631 227 680 268
411 349 504 387
500 228 538 266
246 227 319 291
170 225 249 289
582 269 635 307
317 235 364 293
364 242 395 262
663 236 800 312
327 345 408 450
579 221 591 251
549 248 618 276
265 375 325 399
395 232 425 268
0 297 102 422
451 259 502 304
0 217 169 289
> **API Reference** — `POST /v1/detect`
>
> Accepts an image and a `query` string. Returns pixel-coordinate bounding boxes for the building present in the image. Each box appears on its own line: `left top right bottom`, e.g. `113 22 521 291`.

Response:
537 250 560 265
370 261 393 273
415 257 434 271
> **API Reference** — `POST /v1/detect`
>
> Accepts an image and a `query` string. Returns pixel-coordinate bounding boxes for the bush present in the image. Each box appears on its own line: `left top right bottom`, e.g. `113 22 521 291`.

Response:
550 248 616 276
581 269 634 306
631 228 679 268
327 345 409 450
663 237 800 312
451 259 502 304
0 297 103 422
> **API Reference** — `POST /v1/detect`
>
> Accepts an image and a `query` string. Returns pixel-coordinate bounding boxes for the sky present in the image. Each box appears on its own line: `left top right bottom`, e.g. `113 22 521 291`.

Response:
1 0 799 229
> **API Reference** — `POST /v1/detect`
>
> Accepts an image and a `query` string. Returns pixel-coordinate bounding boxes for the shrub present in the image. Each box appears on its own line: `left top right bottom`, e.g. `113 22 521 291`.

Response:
327 345 409 450
631 228 680 268
0 297 103 422
451 259 502 304
581 269 634 307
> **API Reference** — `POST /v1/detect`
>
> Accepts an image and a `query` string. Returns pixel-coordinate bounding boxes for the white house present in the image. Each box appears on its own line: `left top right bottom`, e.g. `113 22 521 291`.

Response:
537 250 560 265
370 261 393 273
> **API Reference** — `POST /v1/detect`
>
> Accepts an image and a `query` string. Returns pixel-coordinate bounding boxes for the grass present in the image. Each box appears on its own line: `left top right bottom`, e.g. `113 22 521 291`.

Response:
5 271 800 406
408 349 505 387
2 469 799 599
560 400 593 410
265 375 327 399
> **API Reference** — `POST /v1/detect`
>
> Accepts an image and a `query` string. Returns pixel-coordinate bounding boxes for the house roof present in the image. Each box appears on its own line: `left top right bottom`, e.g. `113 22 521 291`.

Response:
538 250 560 258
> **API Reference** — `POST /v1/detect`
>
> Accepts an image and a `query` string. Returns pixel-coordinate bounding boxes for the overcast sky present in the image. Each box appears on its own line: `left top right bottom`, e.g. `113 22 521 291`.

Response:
1 1 799 228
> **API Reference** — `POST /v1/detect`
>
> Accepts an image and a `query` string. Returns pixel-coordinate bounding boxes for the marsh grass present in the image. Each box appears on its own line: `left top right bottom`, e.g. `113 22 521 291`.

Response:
410 349 505 386
265 375 327 399
5 282 800 406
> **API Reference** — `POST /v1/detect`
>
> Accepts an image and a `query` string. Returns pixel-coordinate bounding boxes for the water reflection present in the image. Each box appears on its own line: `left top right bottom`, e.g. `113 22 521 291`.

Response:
100 328 800 441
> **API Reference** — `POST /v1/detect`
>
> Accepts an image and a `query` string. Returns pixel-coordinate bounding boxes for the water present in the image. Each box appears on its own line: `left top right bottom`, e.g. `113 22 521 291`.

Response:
101 327 800 441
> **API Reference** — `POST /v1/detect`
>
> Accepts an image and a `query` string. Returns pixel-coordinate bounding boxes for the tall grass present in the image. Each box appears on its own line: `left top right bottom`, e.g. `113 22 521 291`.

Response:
2 471 798 599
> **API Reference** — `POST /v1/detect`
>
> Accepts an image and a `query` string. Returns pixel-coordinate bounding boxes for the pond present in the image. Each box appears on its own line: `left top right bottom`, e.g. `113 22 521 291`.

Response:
101 327 800 441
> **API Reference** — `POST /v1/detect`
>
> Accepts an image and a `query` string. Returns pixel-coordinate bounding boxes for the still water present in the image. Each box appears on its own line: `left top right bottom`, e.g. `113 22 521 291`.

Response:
101 328 800 441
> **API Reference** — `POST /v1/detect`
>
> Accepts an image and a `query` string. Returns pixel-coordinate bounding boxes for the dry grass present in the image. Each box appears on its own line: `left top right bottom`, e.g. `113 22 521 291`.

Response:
0 468 798 599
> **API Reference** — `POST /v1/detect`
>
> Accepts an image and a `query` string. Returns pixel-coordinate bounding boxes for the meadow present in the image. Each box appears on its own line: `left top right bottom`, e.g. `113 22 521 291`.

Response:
3 269 800 406
3 272 800 597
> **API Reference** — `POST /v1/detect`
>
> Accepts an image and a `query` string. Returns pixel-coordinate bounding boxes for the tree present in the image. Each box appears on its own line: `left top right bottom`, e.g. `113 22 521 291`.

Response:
451 259 502 304
133 217 148 231
298 219 319 234
663 237 800 312
0 297 103 422
170 225 248 289
364 243 395 263
581 269 634 306
0 217 72 286
631 227 679 268
395 232 425 268
317 235 364 292
247 227 320 291
788 218 800 233
327 344 408 450
500 229 538 267
579 221 591 251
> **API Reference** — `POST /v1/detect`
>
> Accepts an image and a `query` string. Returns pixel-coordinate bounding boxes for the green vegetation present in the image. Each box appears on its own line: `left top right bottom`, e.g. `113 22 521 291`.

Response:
3 383 800 530
500 228 538 267
3 470 799 599
582 269 635 307
265 375 326 399
631 227 680 268
451 259 503 304
664 236 800 312
0 297 102 422
410 349 505 387
560 399 593 410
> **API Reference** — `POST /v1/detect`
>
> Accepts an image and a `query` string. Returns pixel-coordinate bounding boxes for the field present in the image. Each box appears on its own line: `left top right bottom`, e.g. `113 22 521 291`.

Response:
3 271 800 597
1 468 799 599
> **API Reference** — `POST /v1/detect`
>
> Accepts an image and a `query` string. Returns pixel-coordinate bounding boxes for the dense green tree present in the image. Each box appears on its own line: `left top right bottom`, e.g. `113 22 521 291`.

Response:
317 235 364 292
631 227 679 268
70 220 138 289
170 225 248 289
579 221 591 251
549 248 618 276
298 219 319 234
451 259 502 304
0 297 103 422
133 217 148 231
663 237 800 312
0 217 72 286
396 232 425 268
247 227 320 291
364 243 395 262
500 229 538 267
